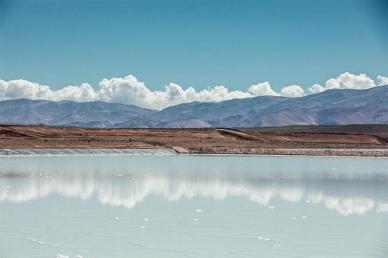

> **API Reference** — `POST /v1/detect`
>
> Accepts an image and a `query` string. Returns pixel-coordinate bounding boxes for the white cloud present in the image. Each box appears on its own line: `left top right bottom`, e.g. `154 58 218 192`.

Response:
54 83 97 102
0 79 52 100
1 72 387 109
98 75 252 109
0 76 259 110
248 82 279 96
331 72 375 89
309 84 325 94
377 75 388 86
0 79 97 102
280 85 305 97
98 75 158 108
309 72 376 94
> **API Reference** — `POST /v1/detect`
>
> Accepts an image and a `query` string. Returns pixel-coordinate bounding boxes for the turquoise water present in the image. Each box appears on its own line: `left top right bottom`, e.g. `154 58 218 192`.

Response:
1 155 388 258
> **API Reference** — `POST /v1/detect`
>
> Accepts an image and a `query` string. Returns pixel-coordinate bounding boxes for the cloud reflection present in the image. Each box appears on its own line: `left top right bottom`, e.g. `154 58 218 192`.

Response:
1 158 388 216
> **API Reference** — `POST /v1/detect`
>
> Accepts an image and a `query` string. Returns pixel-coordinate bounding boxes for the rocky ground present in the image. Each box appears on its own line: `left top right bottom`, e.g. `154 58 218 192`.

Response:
1 125 388 156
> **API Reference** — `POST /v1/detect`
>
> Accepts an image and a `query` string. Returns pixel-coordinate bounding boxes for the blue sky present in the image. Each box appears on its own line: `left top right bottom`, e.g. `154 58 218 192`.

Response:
0 0 387 108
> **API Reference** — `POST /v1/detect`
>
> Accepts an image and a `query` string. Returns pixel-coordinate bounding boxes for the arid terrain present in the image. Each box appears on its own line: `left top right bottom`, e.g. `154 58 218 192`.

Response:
1 125 388 156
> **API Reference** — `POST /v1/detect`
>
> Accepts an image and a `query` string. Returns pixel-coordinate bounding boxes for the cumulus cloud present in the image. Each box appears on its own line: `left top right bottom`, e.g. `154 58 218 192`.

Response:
309 72 376 94
1 72 387 109
0 79 52 100
54 83 97 102
0 79 97 102
280 85 305 97
377 75 388 86
98 75 252 109
308 84 324 94
0 76 259 109
248 82 279 96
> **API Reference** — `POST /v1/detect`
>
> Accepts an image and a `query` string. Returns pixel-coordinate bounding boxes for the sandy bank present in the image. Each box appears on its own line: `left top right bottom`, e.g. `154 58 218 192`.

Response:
1 125 388 157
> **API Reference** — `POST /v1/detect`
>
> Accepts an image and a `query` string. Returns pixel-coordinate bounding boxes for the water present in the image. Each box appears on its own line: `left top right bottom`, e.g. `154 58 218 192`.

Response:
1 155 388 258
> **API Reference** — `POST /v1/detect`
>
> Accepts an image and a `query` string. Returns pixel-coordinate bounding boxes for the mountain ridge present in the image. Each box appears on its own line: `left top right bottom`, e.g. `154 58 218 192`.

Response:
0 86 387 128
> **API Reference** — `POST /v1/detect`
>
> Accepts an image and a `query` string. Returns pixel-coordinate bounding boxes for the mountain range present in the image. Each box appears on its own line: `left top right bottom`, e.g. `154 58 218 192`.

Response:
1 85 387 128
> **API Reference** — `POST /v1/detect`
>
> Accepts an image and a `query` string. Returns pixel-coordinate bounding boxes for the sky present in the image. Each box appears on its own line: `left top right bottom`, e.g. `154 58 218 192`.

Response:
0 0 387 109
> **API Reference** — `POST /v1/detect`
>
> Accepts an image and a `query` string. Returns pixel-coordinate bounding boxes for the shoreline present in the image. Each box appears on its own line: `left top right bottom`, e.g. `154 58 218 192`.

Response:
187 147 388 157
1 147 388 158
1 125 388 157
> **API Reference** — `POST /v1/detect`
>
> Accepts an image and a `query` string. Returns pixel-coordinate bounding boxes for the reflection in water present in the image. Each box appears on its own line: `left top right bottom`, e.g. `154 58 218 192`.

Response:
1 155 388 258
1 155 388 215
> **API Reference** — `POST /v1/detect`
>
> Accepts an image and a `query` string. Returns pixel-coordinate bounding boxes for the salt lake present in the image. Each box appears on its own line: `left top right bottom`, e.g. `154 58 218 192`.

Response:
1 154 388 258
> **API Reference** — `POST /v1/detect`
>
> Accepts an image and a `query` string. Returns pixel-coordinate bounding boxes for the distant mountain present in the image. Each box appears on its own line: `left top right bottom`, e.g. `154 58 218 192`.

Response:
1 86 388 128
253 86 388 126
0 99 155 128
146 96 288 127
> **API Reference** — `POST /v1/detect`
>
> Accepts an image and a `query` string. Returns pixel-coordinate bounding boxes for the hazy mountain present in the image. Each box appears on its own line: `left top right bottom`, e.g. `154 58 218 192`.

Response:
0 99 155 127
253 86 388 126
146 96 288 127
0 86 387 128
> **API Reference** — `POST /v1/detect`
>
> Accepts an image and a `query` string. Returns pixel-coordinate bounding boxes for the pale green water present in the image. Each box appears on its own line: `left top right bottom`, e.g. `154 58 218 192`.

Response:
1 155 388 258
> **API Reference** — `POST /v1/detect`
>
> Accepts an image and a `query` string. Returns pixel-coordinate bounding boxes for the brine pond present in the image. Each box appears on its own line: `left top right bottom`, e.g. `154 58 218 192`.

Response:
1 154 388 258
